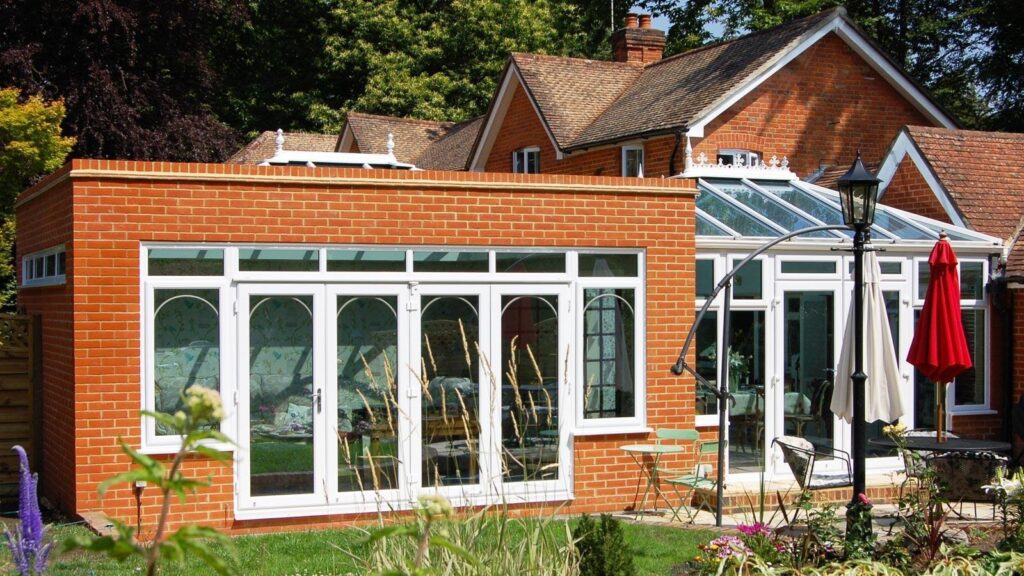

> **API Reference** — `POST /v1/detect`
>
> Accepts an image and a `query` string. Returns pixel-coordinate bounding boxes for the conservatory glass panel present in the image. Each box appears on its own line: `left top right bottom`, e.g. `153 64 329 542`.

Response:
704 180 833 238
240 249 319 272
696 191 778 237
756 183 854 237
495 252 566 273
327 250 406 272
697 214 731 236
414 251 488 273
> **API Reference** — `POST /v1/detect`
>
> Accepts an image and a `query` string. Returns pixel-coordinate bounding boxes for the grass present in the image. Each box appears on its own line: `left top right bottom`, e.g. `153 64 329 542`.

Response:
1 518 715 575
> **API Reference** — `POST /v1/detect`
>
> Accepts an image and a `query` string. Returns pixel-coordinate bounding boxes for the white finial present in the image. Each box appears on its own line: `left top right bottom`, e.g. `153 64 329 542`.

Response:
306 160 316 168
781 156 789 169
275 129 284 153
684 136 693 172
386 132 395 157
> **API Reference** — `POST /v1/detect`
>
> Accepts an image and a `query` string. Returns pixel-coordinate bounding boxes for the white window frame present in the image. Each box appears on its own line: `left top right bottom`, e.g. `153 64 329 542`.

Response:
621 144 644 177
21 244 66 287
512 146 541 174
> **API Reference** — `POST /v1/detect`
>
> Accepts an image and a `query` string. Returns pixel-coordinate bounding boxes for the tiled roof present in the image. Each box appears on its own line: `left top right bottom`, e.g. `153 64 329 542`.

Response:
226 131 339 164
414 116 484 171
566 9 841 150
510 53 643 147
809 160 881 190
905 126 1024 243
1005 226 1024 280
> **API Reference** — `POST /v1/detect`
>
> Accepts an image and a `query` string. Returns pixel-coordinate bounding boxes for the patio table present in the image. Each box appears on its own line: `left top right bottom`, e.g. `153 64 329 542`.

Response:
620 443 684 521
868 436 1010 454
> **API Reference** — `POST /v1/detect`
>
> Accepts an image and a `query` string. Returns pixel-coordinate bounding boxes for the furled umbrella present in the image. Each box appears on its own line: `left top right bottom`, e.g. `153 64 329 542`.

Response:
832 250 905 424
907 232 972 442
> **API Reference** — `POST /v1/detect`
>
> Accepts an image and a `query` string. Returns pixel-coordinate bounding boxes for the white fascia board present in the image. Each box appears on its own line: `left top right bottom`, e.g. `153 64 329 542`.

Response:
468 66 563 172
834 21 957 129
877 130 966 228
686 18 839 136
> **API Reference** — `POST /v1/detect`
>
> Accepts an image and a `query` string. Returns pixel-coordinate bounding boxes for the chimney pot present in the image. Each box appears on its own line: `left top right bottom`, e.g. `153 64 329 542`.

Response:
639 14 652 29
611 14 666 63
625 13 639 28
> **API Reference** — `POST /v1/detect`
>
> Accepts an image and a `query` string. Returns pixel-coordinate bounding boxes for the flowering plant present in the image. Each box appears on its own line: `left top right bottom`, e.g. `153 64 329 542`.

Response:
4 445 52 575
881 422 907 438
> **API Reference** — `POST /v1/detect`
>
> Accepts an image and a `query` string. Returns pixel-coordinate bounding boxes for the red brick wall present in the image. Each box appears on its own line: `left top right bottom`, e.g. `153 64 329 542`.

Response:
17 160 697 534
880 156 950 222
16 169 77 513
485 33 936 180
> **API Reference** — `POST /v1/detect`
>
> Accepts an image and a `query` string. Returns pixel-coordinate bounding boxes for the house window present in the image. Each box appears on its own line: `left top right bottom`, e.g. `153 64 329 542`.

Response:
717 149 761 167
22 245 66 287
513 147 540 174
622 145 644 177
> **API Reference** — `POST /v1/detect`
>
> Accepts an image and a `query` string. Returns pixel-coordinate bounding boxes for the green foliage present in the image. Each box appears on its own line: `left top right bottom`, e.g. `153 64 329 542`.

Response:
573 514 636 576
0 88 74 208
59 387 236 576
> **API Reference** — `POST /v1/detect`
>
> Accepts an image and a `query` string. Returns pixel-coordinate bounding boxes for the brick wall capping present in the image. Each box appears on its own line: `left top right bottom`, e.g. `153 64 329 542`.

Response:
17 160 697 208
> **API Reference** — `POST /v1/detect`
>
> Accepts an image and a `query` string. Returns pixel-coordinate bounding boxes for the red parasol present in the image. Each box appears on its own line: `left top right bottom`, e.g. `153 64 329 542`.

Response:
906 232 972 442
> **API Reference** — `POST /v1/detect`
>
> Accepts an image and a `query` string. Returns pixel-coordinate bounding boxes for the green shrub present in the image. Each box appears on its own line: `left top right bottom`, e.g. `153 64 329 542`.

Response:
573 514 635 576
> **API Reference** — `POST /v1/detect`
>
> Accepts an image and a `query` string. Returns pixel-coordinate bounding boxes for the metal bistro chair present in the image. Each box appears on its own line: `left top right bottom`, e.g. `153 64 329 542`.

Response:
664 436 722 522
642 428 699 521
773 436 852 517
930 450 1008 520
899 429 959 491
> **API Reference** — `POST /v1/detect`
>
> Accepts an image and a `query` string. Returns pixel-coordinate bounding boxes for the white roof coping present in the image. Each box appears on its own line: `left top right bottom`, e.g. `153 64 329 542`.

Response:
672 139 797 181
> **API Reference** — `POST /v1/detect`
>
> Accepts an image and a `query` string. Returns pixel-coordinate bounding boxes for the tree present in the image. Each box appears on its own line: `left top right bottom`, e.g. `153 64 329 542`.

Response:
0 0 245 161
0 88 74 310
976 0 1024 131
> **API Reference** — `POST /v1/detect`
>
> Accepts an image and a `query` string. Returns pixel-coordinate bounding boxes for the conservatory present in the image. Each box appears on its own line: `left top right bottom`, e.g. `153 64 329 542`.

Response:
680 160 1002 482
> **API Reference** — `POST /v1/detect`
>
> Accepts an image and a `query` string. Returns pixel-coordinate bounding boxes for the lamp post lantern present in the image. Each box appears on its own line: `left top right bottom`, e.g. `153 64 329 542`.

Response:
836 150 880 546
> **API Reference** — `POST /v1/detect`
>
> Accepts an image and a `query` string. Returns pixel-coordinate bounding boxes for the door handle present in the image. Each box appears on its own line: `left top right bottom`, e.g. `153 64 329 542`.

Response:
313 388 322 413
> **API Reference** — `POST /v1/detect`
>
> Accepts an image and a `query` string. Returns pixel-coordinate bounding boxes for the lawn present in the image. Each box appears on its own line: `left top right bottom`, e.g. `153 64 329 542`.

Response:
4 519 715 575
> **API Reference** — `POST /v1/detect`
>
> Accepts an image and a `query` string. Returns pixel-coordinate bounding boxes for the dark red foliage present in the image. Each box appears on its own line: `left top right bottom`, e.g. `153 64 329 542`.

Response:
0 0 246 162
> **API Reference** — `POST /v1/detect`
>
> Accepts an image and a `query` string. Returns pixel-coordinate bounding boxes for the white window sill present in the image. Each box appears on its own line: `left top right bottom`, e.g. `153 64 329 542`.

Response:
138 441 235 455
949 408 997 417
571 426 652 437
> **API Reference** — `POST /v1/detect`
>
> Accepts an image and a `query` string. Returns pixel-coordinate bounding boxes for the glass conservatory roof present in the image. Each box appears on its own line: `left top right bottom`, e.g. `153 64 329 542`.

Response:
693 178 1000 247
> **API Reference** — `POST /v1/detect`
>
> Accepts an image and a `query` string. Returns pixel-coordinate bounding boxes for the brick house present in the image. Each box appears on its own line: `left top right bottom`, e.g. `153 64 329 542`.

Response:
877 127 1024 444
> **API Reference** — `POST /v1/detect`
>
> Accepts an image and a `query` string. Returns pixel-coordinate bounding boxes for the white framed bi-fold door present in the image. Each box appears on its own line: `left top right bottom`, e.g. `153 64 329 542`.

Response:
772 281 843 476
236 284 327 513
410 285 492 501
326 285 409 507
491 284 572 502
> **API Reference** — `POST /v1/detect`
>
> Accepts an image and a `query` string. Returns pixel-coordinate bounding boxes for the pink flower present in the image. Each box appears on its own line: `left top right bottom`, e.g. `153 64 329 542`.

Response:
857 493 871 506
737 522 772 537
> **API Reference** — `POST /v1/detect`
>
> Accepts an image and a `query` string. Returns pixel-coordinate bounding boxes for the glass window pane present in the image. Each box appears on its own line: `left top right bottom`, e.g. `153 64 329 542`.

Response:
45 254 55 276
695 311 717 416
327 250 406 272
583 288 635 419
153 289 220 436
495 252 566 273
527 150 540 174
960 262 984 300
624 148 643 177
57 251 66 275
705 179 833 238
918 261 929 300
696 260 714 299
727 310 766 473
239 248 318 272
731 259 762 300
413 251 488 273
781 261 837 274
337 295 399 492
501 295 559 482
579 253 638 277
697 214 730 236
783 291 835 458
954 309 986 406
696 190 779 237
421 295 481 486
149 249 224 276
248 294 315 496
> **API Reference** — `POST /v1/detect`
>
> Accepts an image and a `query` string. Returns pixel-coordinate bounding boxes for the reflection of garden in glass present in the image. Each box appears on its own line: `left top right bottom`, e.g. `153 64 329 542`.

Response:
248 295 315 497
153 288 220 435
583 288 635 419
501 295 559 483
420 295 480 487
723 311 765 474
336 295 400 492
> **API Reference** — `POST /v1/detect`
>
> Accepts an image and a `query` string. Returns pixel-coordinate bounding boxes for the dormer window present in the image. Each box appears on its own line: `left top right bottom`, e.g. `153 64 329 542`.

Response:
513 147 540 174
718 149 761 167
622 145 644 177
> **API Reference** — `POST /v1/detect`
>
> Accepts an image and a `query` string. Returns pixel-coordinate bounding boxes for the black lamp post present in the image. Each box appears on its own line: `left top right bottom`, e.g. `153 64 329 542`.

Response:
836 150 880 545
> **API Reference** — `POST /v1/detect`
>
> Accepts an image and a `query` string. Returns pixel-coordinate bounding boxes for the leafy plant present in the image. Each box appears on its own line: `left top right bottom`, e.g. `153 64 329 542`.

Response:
60 386 236 576
573 514 635 576
4 445 52 575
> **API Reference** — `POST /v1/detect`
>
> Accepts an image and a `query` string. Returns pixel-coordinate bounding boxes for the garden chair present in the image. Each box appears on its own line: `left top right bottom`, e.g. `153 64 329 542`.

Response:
930 450 1007 520
664 436 722 523
899 429 959 490
773 436 852 492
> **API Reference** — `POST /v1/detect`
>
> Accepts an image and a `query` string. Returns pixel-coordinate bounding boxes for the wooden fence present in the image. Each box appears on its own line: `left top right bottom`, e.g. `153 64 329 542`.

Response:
0 315 37 502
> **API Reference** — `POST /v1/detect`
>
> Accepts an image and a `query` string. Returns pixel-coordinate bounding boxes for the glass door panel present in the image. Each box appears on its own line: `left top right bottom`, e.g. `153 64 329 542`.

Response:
335 294 400 493
241 287 324 504
420 294 482 487
499 293 560 483
782 290 836 456
725 311 767 473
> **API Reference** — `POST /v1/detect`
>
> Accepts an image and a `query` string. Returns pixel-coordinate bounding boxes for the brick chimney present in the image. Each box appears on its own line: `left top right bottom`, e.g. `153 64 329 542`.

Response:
611 13 666 64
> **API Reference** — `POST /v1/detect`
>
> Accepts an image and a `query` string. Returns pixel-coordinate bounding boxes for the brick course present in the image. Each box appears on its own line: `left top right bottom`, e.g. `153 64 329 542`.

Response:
17 160 697 533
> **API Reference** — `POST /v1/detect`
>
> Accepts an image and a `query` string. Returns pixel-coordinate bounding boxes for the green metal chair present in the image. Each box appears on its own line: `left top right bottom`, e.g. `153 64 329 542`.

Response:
665 437 722 522
648 428 699 521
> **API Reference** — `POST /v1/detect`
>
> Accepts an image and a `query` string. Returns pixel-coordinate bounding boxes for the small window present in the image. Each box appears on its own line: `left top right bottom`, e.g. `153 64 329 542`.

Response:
696 259 715 299
717 149 761 167
781 261 836 274
149 249 224 276
622 145 644 177
327 249 406 272
731 259 762 300
22 245 67 287
513 147 540 174
579 253 639 277
495 252 565 273
239 248 319 272
413 250 488 273
918 260 985 300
